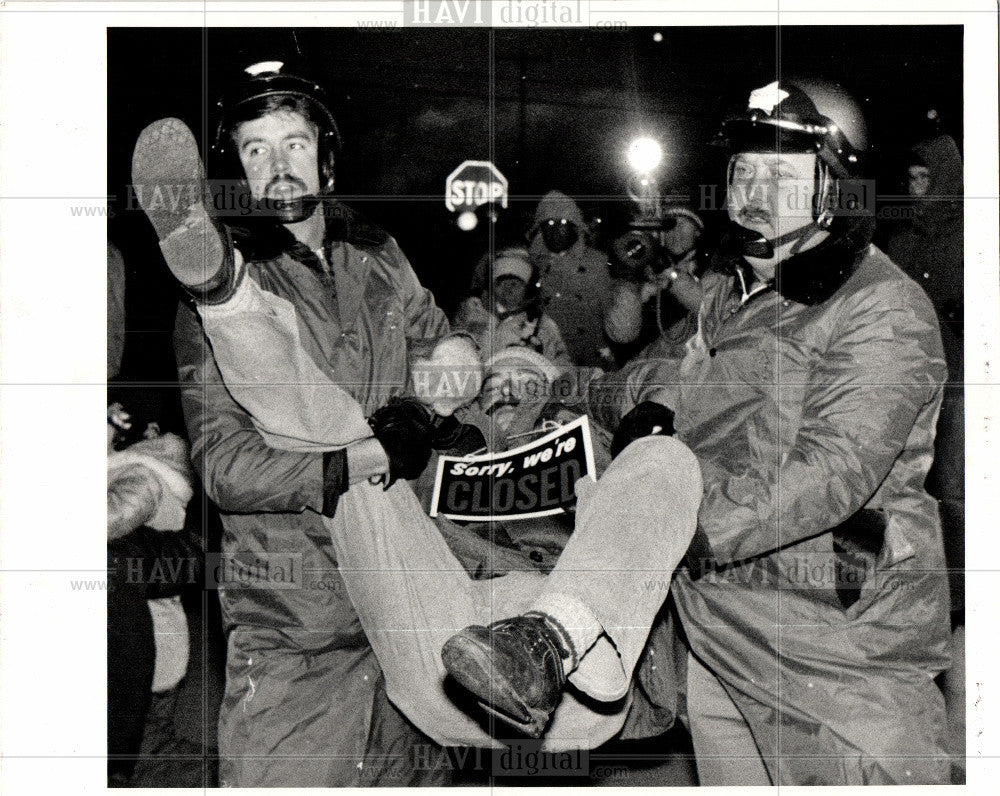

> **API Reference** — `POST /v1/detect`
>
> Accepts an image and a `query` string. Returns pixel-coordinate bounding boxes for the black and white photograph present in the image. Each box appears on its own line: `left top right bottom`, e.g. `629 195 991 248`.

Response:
0 1 998 792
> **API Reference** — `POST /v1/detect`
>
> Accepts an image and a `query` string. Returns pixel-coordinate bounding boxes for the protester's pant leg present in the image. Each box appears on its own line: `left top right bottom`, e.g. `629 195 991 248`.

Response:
194 270 374 451
328 435 701 750
330 474 676 751
541 435 703 702
327 483 547 748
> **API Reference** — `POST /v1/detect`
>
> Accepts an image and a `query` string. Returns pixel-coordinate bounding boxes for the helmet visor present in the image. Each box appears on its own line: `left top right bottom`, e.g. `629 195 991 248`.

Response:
721 117 824 156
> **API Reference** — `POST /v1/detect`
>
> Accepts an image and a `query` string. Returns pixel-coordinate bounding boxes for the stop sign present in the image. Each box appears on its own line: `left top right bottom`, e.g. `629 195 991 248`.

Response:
445 160 509 212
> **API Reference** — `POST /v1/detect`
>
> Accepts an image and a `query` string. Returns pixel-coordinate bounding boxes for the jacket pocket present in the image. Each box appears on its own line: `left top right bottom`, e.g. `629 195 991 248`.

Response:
831 507 887 610
835 508 916 620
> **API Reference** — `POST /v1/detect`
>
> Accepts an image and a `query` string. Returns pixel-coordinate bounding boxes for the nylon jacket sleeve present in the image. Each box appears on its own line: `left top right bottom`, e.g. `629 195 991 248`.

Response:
586 357 683 433
697 281 946 565
386 238 450 343
173 303 325 514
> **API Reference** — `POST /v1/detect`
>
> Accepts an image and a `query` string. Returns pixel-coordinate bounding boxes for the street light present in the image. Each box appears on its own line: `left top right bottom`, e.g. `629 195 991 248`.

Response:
627 137 663 174
626 137 664 220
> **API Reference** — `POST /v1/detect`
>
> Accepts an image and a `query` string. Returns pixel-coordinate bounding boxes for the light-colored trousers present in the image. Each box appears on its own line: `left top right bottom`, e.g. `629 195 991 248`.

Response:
198 274 703 750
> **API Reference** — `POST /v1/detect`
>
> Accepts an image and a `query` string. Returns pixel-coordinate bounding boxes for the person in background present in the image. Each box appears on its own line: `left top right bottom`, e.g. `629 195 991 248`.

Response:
604 202 720 360
453 245 570 366
528 190 614 367
107 400 201 786
887 132 965 780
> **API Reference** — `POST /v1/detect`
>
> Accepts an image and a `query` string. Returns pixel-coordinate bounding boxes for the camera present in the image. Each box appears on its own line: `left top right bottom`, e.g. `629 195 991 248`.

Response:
611 215 681 282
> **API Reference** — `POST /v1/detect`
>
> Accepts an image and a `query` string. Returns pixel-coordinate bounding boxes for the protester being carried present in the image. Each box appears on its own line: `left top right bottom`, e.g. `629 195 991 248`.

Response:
132 63 703 755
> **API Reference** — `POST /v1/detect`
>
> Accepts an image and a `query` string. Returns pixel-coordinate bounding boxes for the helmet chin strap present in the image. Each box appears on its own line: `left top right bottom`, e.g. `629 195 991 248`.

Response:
251 193 324 225
731 219 825 259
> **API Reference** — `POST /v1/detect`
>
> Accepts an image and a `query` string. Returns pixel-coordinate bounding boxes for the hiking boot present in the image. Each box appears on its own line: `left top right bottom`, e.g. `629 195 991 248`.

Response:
131 118 233 298
441 613 572 738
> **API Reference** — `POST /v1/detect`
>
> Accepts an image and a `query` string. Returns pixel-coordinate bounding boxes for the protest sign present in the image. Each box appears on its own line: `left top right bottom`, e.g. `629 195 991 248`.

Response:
429 415 596 521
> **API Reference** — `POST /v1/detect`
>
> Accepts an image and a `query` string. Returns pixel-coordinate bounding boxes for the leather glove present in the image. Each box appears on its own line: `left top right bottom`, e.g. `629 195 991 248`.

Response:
610 400 675 460
369 397 435 488
431 414 487 457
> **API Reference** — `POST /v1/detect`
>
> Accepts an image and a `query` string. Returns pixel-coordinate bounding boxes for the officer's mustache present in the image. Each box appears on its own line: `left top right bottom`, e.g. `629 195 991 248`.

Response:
251 176 321 224
264 175 309 197
739 206 773 225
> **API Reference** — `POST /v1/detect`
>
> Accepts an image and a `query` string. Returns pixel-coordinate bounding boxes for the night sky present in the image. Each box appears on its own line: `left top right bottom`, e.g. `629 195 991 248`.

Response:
108 25 962 387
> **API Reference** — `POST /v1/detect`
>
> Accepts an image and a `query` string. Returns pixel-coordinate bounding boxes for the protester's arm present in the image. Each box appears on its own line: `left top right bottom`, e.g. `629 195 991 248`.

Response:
175 303 327 513
695 280 946 565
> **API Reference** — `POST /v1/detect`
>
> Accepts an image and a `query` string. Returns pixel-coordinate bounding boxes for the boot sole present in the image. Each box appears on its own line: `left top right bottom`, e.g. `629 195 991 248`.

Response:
131 118 226 289
441 635 550 738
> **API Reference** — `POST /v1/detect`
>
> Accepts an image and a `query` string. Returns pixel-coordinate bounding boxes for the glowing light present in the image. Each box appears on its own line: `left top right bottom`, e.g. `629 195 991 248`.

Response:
457 210 478 231
245 61 283 76
653 32 663 42
627 137 663 173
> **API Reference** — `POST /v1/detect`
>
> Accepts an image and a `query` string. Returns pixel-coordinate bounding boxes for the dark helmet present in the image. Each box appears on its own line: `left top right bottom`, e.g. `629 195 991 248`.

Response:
720 77 868 177
718 78 871 257
211 61 341 201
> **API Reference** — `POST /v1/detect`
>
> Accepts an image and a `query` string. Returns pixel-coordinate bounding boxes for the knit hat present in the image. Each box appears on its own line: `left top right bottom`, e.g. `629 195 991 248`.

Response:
485 346 565 386
663 204 704 231
493 247 533 283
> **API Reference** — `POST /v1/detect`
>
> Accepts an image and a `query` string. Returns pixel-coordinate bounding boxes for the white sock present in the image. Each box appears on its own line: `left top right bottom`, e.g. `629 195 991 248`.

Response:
525 592 603 673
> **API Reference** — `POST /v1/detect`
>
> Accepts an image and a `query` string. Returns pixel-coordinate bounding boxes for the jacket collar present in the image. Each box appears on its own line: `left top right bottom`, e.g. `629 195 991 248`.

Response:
715 215 875 307
228 197 391 266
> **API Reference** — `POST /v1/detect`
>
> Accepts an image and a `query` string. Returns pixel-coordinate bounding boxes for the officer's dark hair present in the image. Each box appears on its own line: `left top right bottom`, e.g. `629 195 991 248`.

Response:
227 94 323 146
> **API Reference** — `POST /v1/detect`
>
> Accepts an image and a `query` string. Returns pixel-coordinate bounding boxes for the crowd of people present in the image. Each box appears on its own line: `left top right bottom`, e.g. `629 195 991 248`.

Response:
108 62 965 787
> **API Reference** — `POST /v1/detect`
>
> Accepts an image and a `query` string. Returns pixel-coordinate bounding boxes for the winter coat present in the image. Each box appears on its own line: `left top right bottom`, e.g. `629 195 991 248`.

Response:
590 239 951 784
887 135 964 381
173 201 450 786
529 191 613 366
453 295 571 366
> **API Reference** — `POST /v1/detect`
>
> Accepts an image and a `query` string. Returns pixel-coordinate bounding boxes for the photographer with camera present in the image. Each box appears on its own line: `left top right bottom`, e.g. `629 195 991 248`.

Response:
605 201 718 360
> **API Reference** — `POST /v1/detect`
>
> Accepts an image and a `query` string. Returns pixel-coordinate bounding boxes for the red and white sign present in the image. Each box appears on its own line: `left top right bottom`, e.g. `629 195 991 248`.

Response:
445 160 509 212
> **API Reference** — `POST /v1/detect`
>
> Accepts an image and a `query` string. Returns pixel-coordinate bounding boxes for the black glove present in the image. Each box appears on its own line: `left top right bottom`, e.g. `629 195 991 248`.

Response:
610 400 675 460
368 397 435 488
431 414 487 456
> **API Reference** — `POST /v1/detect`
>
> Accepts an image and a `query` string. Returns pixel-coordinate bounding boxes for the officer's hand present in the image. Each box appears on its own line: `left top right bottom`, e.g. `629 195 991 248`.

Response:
431 414 487 456
368 397 435 488
610 400 675 460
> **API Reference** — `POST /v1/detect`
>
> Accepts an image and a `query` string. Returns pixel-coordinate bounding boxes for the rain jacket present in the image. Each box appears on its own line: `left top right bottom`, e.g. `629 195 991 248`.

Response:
173 201 451 787
529 190 613 366
589 233 952 784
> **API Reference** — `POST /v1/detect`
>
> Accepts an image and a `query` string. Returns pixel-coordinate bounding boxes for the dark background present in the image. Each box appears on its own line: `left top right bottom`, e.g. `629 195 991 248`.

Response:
108 25 963 386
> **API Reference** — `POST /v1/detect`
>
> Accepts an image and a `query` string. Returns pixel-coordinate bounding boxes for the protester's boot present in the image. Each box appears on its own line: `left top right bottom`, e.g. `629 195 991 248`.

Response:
131 118 234 301
441 612 575 738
